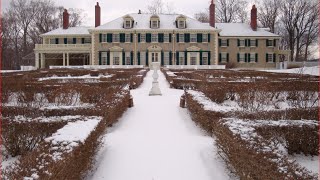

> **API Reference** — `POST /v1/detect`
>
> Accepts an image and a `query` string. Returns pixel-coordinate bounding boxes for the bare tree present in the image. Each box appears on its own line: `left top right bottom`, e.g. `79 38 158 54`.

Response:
195 11 209 23
256 0 280 33
146 0 176 14
216 0 249 23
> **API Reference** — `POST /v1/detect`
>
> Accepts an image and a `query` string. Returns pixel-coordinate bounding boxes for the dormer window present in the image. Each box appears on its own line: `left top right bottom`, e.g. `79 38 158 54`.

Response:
176 15 187 29
123 15 134 29
150 15 160 29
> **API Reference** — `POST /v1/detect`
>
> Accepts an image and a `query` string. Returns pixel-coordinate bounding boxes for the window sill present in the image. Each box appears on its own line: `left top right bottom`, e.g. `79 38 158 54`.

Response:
220 46 228 48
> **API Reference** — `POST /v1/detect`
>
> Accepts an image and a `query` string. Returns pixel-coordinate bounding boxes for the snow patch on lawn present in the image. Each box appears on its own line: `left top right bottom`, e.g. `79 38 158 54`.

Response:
261 66 319 76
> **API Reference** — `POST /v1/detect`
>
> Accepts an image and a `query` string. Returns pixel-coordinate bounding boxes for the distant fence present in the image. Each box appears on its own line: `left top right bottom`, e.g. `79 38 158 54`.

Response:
164 65 226 70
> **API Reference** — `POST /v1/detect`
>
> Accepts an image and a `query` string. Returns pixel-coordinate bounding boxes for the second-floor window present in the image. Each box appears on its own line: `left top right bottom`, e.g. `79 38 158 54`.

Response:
179 33 184 42
84 37 91 44
164 34 170 42
203 34 208 42
152 34 158 42
267 39 274 47
113 34 120 42
190 34 197 43
125 34 131 42
221 39 228 47
239 39 245 47
140 34 146 42
250 39 257 47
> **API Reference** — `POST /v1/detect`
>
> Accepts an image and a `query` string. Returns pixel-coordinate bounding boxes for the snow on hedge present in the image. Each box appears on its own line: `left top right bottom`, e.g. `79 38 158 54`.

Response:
38 74 113 81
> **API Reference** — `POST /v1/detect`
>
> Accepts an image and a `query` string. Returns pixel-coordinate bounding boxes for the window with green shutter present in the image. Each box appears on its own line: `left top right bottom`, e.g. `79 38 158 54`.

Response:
169 51 172 65
64 38 67 44
208 52 211 65
158 33 164 43
120 33 125 43
55 38 59 44
146 33 151 43
176 33 179 42
185 34 190 43
176 52 179 65
137 52 141 65
255 53 258 62
197 34 202 43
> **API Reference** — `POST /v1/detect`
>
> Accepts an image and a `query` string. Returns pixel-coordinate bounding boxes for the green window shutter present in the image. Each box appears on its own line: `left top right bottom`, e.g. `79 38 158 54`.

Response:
185 34 190 43
237 39 240 46
99 52 101 65
273 54 276 62
245 53 248 62
200 51 203 65
120 33 125 43
245 39 248 47
99 34 102 43
73 38 77 44
273 39 277 47
237 53 240 62
81 38 85 44
266 40 269 46
131 51 133 65
176 52 179 65
131 33 133 42
122 51 125 65
256 39 258 47
227 53 229 62
248 53 251 62
176 33 179 42
255 53 258 62
137 52 141 65
227 39 229 46
159 33 164 43
266 53 268 62
64 38 67 44
197 34 202 43
107 51 110 65
161 51 164 65
184 51 187 65
208 51 211 65
248 39 251 47
219 39 221 46
146 33 151 43
208 33 211 42
138 34 141 42
169 51 172 65
169 34 172 42
55 38 59 44
219 53 222 63
146 51 149 66
107 34 112 43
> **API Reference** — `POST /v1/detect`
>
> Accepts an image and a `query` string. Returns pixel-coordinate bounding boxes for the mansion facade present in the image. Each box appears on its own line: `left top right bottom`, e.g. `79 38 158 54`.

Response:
34 2 290 69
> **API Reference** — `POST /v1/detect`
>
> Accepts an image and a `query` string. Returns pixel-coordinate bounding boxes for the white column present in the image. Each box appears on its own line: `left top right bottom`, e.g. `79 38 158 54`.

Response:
40 53 45 68
63 53 66 66
67 53 70 66
35 53 39 69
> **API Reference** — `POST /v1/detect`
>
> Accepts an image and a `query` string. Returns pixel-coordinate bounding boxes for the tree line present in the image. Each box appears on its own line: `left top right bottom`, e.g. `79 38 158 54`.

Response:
1 0 84 70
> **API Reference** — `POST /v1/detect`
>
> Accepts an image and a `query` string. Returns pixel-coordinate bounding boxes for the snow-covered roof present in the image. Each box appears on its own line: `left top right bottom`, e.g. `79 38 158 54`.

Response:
94 13 216 31
215 23 280 37
41 26 92 36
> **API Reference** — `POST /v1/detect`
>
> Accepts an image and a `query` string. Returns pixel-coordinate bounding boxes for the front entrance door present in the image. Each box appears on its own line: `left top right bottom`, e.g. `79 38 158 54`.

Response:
151 52 159 62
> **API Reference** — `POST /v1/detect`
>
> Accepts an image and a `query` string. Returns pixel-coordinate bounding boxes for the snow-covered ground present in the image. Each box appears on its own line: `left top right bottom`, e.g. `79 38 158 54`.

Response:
261 66 319 76
88 71 230 180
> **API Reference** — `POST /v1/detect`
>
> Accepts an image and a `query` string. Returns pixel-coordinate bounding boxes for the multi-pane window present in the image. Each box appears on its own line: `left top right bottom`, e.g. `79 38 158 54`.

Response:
101 52 108 65
152 33 158 42
164 34 170 42
178 20 185 28
113 52 120 65
179 52 185 65
67 38 74 44
140 34 146 42
179 33 184 42
267 39 274 47
125 34 131 42
267 53 274 62
84 37 91 43
221 53 227 62
250 39 256 47
239 53 245 62
113 34 120 42
190 34 197 43
203 34 208 42
190 52 197 65
202 52 208 65
221 39 228 47
239 39 246 47
152 20 158 29
250 53 256 62
164 52 170 65
50 39 56 44
125 21 131 28
125 52 131 65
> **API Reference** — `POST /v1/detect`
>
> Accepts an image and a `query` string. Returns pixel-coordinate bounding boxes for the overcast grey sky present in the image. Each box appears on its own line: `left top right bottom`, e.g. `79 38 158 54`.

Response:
2 0 218 26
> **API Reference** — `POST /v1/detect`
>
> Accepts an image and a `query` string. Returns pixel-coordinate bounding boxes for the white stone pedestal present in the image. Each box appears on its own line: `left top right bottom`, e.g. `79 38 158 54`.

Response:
149 62 162 96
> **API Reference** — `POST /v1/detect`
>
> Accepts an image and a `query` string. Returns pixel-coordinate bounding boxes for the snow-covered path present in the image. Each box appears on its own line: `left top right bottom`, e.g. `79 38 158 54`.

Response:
89 70 230 180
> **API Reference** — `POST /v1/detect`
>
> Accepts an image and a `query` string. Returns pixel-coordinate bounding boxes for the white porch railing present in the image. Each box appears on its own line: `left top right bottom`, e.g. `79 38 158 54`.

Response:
35 44 91 51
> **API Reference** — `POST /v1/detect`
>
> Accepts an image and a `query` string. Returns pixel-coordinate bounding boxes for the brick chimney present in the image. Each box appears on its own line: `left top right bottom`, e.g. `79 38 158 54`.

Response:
209 0 215 27
63 9 69 29
251 5 257 31
95 2 101 27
